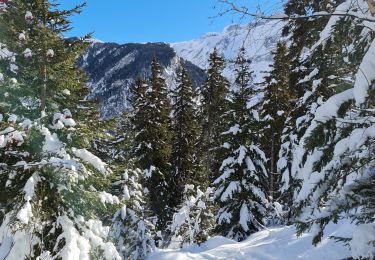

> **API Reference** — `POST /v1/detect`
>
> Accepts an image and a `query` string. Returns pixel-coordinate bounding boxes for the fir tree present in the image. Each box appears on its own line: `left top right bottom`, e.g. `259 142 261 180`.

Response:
129 75 150 164
280 3 371 213
260 42 293 201
95 90 156 259
168 184 214 248
290 3 375 252
170 64 202 210
130 58 173 230
112 168 156 260
0 1 121 258
282 0 338 97
278 1 346 213
200 48 230 181
0 0 90 117
214 48 268 241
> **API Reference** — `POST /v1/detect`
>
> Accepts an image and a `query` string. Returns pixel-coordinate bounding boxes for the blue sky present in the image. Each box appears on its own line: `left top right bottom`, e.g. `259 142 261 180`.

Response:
61 0 281 44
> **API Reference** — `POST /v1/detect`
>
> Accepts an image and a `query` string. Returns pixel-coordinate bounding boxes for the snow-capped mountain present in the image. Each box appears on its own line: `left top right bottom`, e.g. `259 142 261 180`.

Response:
172 20 284 82
81 20 283 118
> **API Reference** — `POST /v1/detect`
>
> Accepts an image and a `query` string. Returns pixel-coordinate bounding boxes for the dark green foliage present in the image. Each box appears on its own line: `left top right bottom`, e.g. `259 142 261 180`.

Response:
0 0 90 117
0 1 122 258
282 0 338 98
214 48 268 241
260 42 293 200
199 48 230 181
130 58 172 230
170 64 203 210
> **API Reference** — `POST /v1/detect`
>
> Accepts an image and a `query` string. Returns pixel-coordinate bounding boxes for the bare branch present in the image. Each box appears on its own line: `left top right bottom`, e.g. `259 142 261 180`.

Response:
217 0 375 23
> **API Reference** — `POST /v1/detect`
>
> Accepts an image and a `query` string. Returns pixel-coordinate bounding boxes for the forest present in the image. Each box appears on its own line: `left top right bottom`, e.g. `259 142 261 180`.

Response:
0 0 375 259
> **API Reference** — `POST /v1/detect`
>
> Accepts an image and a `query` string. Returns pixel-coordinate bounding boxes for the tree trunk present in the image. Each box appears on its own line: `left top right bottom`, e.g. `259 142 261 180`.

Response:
270 133 275 200
368 0 375 16
40 65 47 112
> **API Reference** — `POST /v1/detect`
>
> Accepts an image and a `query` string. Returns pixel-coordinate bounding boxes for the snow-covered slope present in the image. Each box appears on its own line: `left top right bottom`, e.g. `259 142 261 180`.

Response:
149 221 354 260
171 20 284 82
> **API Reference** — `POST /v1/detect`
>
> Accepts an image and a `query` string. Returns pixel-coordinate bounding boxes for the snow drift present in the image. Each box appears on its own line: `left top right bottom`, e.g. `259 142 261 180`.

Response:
149 222 353 260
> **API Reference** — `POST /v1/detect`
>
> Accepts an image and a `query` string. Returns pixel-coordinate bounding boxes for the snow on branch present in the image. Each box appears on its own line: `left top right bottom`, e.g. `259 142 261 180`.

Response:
217 0 375 23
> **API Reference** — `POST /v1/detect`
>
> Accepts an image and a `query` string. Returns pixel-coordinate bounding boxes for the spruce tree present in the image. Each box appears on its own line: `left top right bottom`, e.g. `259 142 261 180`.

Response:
278 1 345 213
0 0 90 117
0 1 121 258
112 168 156 260
129 75 150 164
200 48 230 181
260 42 293 201
170 64 202 210
280 2 370 210
168 185 214 248
214 48 268 241
282 0 336 98
130 58 172 230
290 3 375 252
93 87 156 259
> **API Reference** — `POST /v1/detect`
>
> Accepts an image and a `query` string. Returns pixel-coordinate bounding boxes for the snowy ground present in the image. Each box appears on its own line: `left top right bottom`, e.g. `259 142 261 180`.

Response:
149 221 354 260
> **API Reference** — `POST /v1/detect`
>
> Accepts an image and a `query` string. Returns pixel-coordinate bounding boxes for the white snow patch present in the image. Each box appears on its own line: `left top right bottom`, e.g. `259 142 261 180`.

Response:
149 221 353 260
72 148 107 174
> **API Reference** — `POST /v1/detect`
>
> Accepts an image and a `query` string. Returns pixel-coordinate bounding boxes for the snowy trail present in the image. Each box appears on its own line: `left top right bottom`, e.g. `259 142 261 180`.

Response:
149 222 353 260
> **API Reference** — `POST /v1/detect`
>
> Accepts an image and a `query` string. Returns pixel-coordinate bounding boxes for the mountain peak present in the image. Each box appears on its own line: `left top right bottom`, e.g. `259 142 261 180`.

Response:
171 19 284 82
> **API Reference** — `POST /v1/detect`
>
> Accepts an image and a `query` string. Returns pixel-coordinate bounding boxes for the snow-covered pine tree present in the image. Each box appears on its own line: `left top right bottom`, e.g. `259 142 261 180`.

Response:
278 1 367 216
130 58 173 230
292 2 375 256
112 168 156 260
170 63 203 211
88 80 156 260
214 47 268 241
284 0 372 214
1 0 91 116
168 184 214 248
277 1 344 214
0 1 121 258
199 48 230 181
129 75 150 162
259 42 293 201
282 0 335 98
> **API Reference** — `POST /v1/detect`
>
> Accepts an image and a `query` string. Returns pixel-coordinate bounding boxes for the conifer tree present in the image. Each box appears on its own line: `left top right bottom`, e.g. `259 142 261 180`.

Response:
214 48 268 241
0 0 90 117
112 168 156 260
130 58 172 230
279 1 371 211
278 1 345 212
282 0 336 98
94 87 156 259
260 42 293 200
129 75 150 162
170 64 202 210
200 48 230 181
0 1 121 258
168 185 214 248
289 3 375 253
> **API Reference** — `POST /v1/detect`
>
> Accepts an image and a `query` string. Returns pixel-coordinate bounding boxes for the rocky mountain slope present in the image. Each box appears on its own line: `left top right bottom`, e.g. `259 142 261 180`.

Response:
80 42 206 118
81 20 283 118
